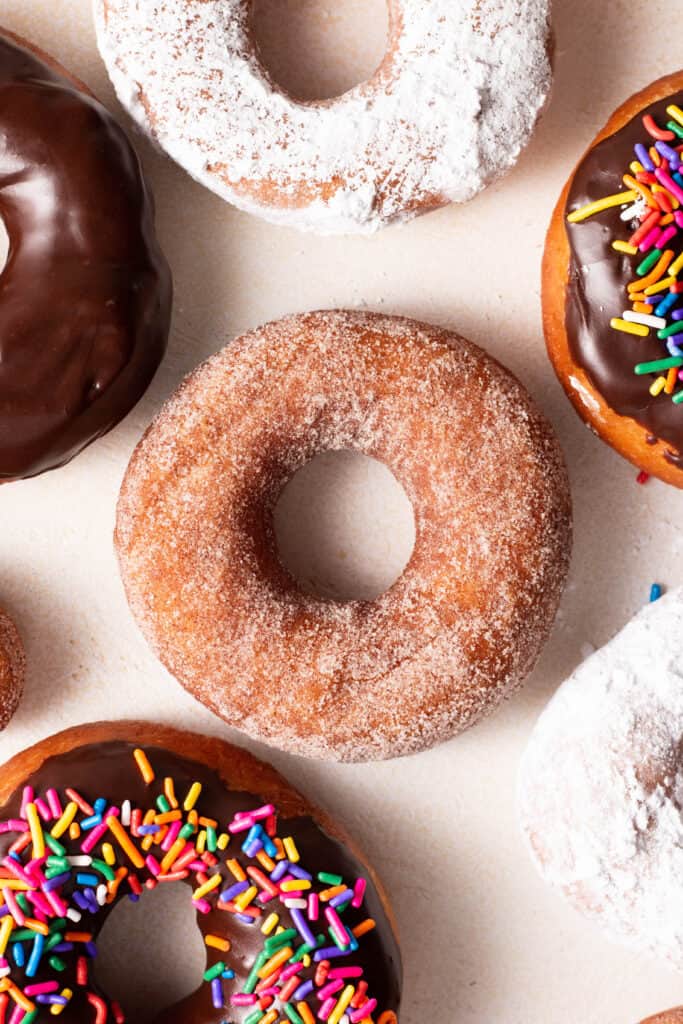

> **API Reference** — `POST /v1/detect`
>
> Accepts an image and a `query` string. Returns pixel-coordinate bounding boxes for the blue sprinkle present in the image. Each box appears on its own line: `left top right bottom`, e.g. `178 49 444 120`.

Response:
26 933 44 978
655 292 680 317
12 943 25 967
80 814 103 831
650 583 663 602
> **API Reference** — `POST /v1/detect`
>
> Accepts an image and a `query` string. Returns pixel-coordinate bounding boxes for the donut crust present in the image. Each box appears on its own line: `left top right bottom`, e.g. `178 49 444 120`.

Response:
640 1011 683 1024
543 70 683 486
0 607 25 729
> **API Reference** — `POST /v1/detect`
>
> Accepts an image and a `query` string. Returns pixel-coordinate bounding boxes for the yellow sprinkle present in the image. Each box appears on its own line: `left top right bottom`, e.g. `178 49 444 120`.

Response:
610 317 649 337
567 190 637 224
667 104 683 128
216 833 229 851
205 934 231 952
302 954 311 968
261 913 279 935
281 878 311 892
644 276 677 295
107 816 145 869
329 985 355 1024
352 918 377 938
234 885 258 911
612 240 638 255
226 859 247 882
50 989 72 1016
25 803 44 859
102 843 116 867
260 1012 278 1024
163 777 178 809
51 802 78 840
193 874 222 901
255 851 275 872
670 250 683 277
196 830 207 854
184 783 202 812
257 946 293 979
133 748 155 784
141 835 155 852
68 822 80 841
283 837 300 863
650 376 667 396
0 880 30 891
630 160 644 175
160 837 186 875
0 917 14 956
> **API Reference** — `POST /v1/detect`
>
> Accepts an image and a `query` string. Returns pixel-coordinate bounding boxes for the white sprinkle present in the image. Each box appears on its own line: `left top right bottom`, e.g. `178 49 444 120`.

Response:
67 856 92 867
121 800 131 827
622 311 667 329
96 884 108 906
66 908 82 923
283 898 307 910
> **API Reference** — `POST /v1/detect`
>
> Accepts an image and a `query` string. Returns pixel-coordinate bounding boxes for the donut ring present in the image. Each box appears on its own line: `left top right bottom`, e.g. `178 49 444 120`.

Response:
518 588 683 970
94 0 553 234
0 606 24 729
0 721 401 1022
115 311 572 761
543 72 683 486
0 30 171 481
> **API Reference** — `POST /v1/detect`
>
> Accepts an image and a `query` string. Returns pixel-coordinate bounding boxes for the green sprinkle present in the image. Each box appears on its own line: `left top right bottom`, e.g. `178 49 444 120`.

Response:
243 950 268 994
635 357 683 374
91 859 116 881
22 1012 38 1024
49 955 67 972
668 120 683 139
284 1005 305 1024
44 834 67 857
317 872 343 886
637 247 662 276
179 823 196 840
203 961 225 982
16 894 30 913
44 932 65 952
10 929 37 943
206 826 217 853
46 856 69 870
658 323 683 340
264 928 297 954
156 795 171 814
673 390 683 404
244 1010 264 1024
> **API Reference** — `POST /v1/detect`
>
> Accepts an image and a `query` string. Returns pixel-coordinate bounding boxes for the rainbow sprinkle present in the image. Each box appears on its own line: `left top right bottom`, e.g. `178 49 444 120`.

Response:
0 748 398 1024
568 102 683 405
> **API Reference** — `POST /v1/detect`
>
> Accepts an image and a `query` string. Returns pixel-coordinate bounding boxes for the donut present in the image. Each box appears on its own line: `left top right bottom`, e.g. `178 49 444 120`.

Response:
640 1011 683 1024
0 721 401 1023
0 607 24 729
115 310 572 761
0 30 172 482
93 0 553 234
543 73 683 487
518 588 683 969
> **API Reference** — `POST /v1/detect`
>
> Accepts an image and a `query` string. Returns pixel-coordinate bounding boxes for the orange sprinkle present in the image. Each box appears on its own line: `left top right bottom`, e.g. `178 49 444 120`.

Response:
133 748 155 784
666 366 678 394
352 918 377 939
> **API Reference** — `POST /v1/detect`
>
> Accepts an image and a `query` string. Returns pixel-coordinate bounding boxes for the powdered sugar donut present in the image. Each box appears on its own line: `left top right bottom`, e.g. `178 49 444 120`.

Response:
518 588 683 968
0 607 25 729
115 310 571 761
94 0 553 234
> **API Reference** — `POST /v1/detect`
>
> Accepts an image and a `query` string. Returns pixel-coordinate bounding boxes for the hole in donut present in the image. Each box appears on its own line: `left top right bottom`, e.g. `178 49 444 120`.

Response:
250 0 390 102
94 883 206 1020
273 449 415 602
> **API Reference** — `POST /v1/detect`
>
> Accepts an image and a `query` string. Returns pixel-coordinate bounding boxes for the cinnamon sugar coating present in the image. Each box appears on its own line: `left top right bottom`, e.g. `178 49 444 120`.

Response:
116 311 571 761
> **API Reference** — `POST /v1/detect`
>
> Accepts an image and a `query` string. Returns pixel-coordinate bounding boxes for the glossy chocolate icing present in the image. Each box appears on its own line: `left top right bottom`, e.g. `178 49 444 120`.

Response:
0 33 171 481
565 90 683 468
0 741 401 1023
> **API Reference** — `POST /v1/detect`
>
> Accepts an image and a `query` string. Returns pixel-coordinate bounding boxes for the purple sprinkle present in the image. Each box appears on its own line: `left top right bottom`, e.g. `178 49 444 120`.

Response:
291 908 316 948
288 865 312 882
211 977 223 1009
636 143 655 172
270 861 289 882
236 913 257 925
292 979 314 1001
672 309 683 321
329 889 355 908
43 872 71 892
85 941 98 958
220 880 249 902
50 943 74 954
313 946 350 961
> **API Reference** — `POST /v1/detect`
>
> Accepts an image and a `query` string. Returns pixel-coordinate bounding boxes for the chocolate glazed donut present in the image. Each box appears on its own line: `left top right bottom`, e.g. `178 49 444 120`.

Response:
0 722 401 1023
0 31 172 481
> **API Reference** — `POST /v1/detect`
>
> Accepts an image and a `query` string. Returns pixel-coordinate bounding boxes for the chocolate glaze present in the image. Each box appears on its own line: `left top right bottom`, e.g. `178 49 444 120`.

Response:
0 741 401 1024
565 89 683 468
0 33 171 481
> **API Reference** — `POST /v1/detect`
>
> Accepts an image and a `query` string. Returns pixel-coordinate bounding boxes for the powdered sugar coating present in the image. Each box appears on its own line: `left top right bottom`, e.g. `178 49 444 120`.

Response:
518 588 683 969
0 607 25 730
115 311 571 761
94 0 553 234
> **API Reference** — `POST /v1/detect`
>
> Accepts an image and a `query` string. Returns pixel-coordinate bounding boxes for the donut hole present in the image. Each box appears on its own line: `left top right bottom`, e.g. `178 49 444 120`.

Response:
94 883 206 1020
273 449 415 602
250 0 390 102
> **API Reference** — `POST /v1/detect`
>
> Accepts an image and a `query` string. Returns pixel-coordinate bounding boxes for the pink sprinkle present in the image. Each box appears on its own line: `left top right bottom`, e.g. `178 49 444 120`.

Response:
24 981 59 996
34 798 51 823
192 897 212 915
317 979 344 1001
350 1000 377 1022
0 820 28 835
161 820 182 852
20 787 33 818
45 888 68 917
145 855 161 877
656 167 683 204
3 857 33 885
308 893 319 921
638 225 661 252
351 878 366 908
324 907 349 947
228 816 255 834
318 997 336 1021
279 963 304 982
81 822 109 854
8 1004 25 1024
675 211 683 228
46 788 63 819
4 889 25 926
657 225 678 249
231 995 257 1006
328 967 363 979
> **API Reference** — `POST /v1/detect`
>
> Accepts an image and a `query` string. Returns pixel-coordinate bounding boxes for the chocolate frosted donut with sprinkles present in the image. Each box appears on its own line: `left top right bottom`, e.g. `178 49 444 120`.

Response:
544 72 683 485
0 722 400 1023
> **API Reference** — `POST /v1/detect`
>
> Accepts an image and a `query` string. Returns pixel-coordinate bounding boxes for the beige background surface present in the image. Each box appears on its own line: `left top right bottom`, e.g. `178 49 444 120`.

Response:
1 1 683 1021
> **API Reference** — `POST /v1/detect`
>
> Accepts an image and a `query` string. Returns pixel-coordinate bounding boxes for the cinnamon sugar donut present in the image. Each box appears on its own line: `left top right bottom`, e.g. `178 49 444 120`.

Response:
115 311 572 761
518 588 683 969
0 720 400 1022
0 607 25 729
94 0 553 234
